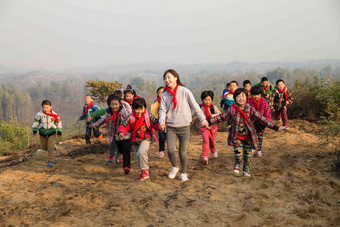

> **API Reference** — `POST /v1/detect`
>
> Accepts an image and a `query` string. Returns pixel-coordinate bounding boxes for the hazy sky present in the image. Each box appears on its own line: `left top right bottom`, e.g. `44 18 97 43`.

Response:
0 0 339 69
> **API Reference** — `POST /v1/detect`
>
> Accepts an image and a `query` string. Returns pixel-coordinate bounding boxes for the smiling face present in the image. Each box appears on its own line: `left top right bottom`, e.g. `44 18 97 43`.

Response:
261 81 268 87
134 106 145 117
277 81 285 90
164 73 178 89
244 84 251 91
203 96 212 106
125 93 134 102
110 99 120 112
235 92 247 107
252 94 261 102
42 104 52 113
230 82 238 92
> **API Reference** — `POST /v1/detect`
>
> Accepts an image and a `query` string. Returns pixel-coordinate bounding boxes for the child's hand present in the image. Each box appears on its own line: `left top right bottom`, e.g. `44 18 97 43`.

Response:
266 94 270 99
87 116 92 121
77 118 81 122
278 126 287 131
118 132 124 138
201 120 209 128
159 123 165 131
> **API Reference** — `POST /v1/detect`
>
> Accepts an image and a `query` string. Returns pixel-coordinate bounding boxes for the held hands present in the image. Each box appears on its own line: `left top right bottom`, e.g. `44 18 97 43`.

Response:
159 123 165 131
201 120 209 128
118 132 124 138
87 116 92 121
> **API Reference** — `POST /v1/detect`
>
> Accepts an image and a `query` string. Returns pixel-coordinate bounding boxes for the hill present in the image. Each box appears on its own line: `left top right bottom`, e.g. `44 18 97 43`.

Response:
0 120 339 226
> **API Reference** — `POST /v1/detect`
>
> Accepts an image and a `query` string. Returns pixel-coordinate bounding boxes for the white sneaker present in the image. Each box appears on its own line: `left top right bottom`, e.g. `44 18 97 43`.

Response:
212 152 218 158
168 167 179 179
179 173 188 181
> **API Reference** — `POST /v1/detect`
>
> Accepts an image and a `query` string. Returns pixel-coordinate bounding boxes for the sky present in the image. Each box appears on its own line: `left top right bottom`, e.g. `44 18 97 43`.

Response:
0 0 339 70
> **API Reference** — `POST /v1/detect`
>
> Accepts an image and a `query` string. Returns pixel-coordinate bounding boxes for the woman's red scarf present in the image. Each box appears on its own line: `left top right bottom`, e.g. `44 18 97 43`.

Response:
43 109 60 124
202 103 213 120
132 110 145 141
277 87 288 101
251 98 260 111
166 84 178 111
232 103 249 123
82 102 94 115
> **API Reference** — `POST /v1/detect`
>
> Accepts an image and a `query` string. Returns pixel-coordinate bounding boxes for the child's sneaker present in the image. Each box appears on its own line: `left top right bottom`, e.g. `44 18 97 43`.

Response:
48 161 54 167
201 157 209 165
158 151 165 158
98 134 103 141
212 152 218 158
242 172 251 177
108 155 114 163
116 159 123 163
124 166 130 174
233 163 240 174
255 151 262 157
168 167 179 179
139 170 149 181
179 173 188 181
251 149 256 156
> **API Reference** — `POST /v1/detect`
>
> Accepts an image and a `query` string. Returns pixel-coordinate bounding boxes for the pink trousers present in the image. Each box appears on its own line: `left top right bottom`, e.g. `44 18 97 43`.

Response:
200 125 217 158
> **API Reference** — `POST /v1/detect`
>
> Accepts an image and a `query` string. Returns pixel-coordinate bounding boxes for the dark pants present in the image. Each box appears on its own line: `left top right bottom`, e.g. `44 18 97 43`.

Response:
159 131 166 152
116 139 131 168
85 126 102 144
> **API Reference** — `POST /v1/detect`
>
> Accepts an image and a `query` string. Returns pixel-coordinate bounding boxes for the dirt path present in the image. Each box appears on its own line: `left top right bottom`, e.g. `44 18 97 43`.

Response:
0 120 339 226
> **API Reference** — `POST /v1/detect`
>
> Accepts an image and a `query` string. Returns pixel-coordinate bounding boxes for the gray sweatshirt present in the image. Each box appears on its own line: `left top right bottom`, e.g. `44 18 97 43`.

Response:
159 86 206 127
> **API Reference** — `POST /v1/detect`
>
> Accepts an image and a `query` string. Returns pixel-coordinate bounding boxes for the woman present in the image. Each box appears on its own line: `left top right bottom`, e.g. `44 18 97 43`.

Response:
159 69 208 181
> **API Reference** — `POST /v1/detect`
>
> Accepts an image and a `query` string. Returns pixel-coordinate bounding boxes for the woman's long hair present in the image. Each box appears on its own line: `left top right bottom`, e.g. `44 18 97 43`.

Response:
163 69 185 87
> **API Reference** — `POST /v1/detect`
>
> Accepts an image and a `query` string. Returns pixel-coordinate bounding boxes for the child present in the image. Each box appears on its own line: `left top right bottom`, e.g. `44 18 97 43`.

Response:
200 91 221 164
221 81 238 111
123 85 140 106
32 100 62 167
220 83 230 109
118 98 160 181
243 80 252 98
208 88 286 177
89 90 126 163
150 86 167 158
159 69 208 181
254 77 274 103
248 86 271 157
89 95 132 173
269 79 293 128
77 94 102 147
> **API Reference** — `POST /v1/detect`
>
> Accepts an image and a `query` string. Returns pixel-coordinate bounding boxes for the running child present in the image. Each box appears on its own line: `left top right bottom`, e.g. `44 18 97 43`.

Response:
220 83 230 109
118 98 161 181
89 95 132 173
208 88 286 177
221 81 238 111
150 86 167 158
77 94 102 147
269 79 293 128
248 86 271 157
32 100 62 167
254 77 274 103
123 85 140 106
200 90 221 165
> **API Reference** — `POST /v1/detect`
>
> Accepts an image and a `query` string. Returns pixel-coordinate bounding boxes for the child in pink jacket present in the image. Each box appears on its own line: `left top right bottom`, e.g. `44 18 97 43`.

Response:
200 91 221 165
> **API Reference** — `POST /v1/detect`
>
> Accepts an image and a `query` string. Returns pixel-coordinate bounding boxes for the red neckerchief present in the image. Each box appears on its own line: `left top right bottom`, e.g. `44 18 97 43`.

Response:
124 98 133 105
43 109 60 124
262 84 270 91
132 110 145 141
277 87 288 101
221 91 234 98
157 96 161 103
232 103 249 123
106 108 119 127
251 97 260 111
202 103 213 120
166 84 178 111
82 102 94 115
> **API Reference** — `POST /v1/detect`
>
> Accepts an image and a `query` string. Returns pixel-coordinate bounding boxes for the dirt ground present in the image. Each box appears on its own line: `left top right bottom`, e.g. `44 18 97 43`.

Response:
0 120 339 226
